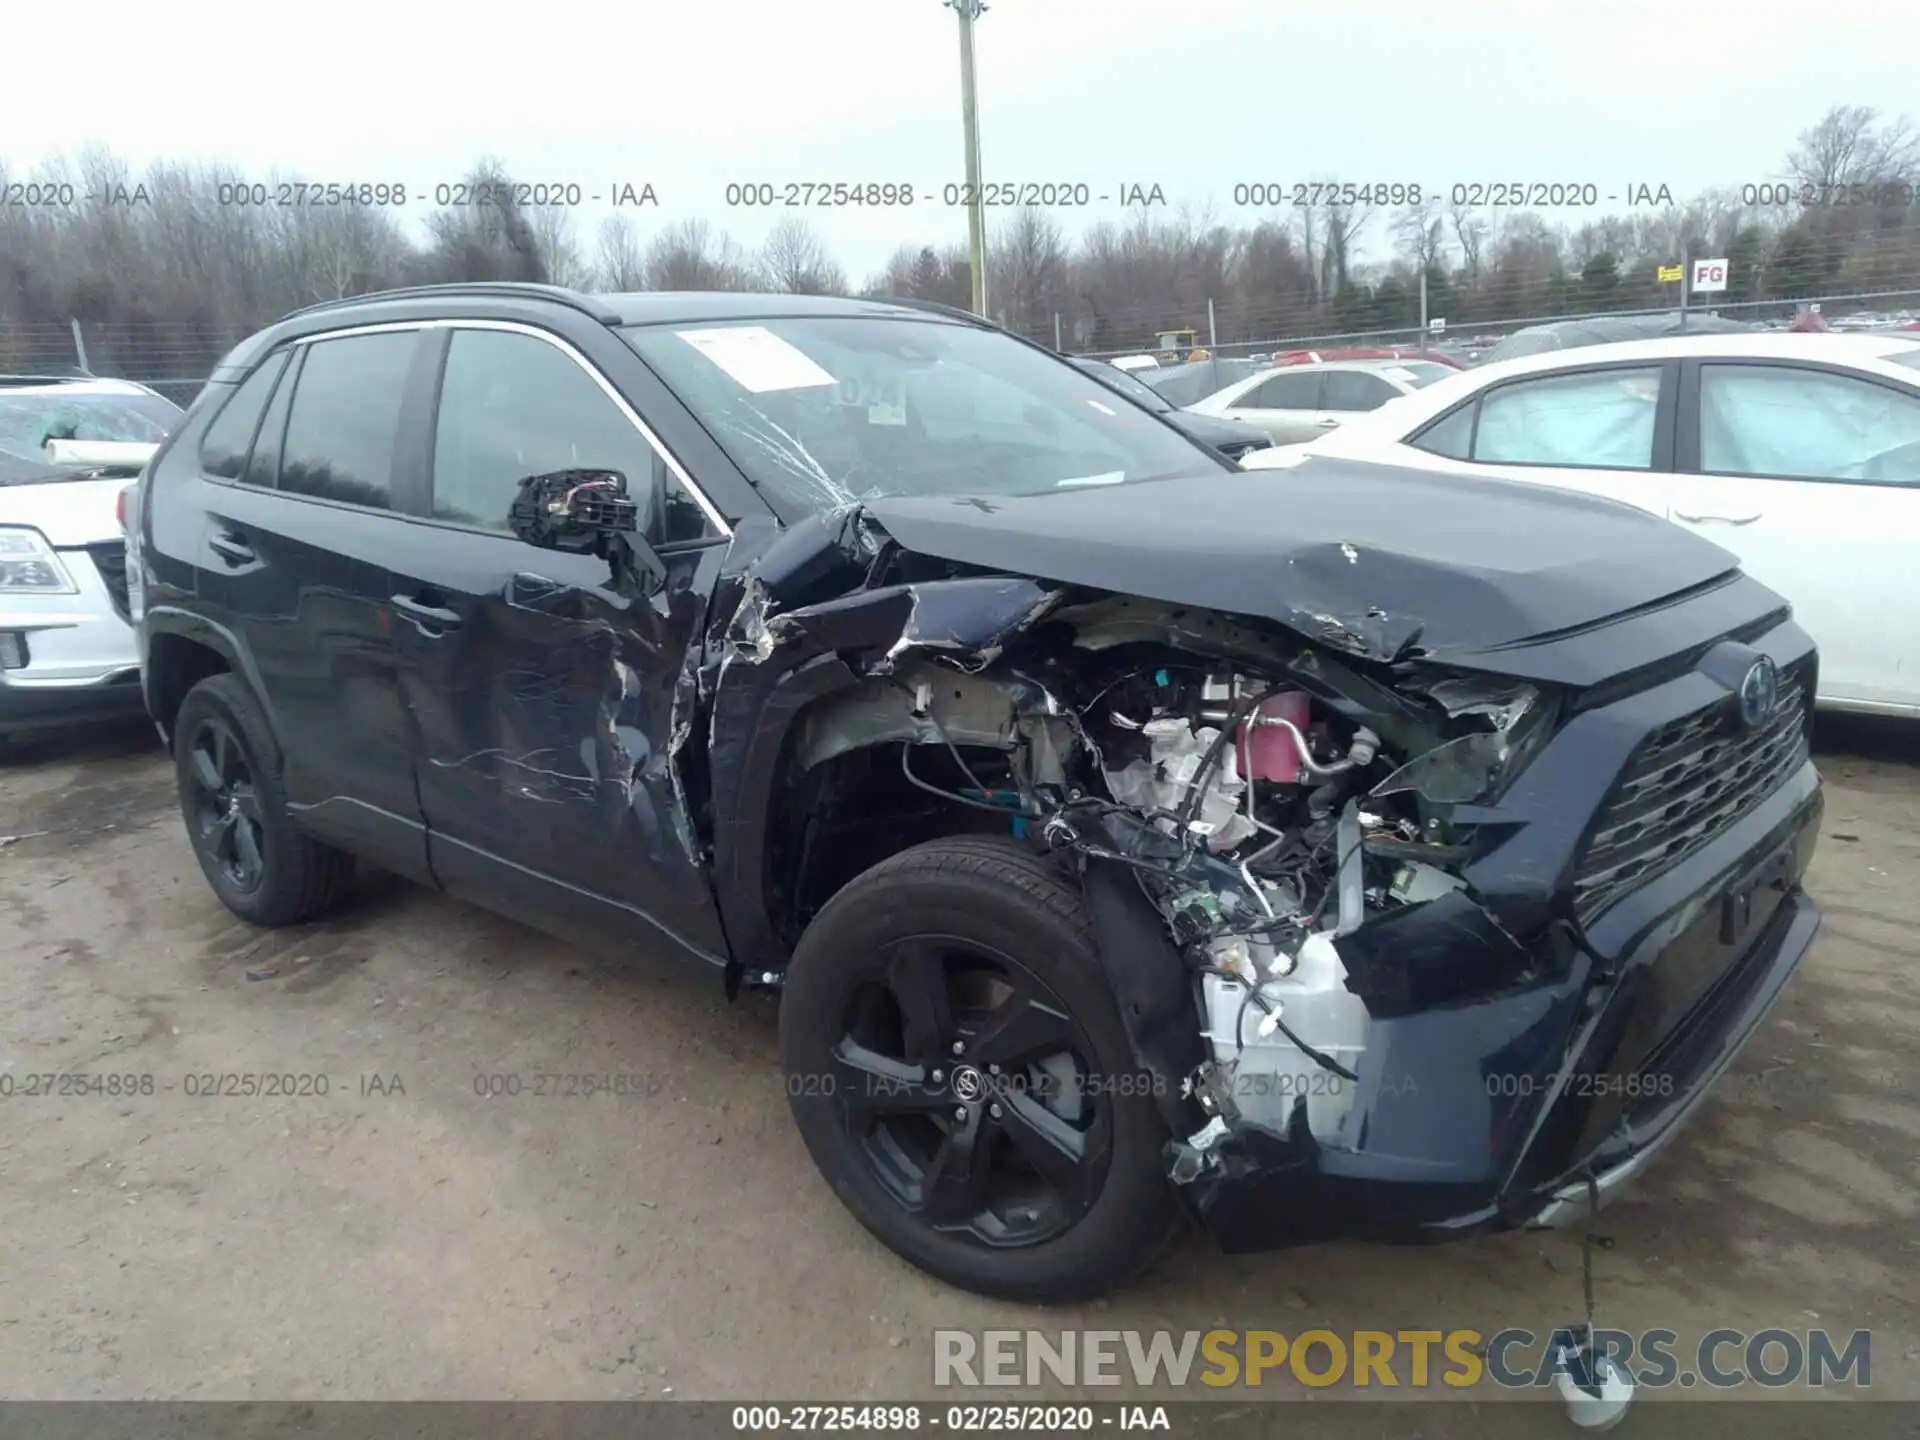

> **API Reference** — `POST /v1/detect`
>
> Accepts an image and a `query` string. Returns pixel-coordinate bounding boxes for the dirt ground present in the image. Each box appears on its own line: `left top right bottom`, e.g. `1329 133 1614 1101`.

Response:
1 713 1915 1406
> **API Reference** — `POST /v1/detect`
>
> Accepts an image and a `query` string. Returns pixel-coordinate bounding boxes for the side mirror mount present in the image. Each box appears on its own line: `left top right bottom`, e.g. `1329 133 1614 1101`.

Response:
508 468 668 591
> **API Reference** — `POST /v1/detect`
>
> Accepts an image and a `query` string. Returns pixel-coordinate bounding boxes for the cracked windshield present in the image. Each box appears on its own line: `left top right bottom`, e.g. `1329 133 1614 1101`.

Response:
0 389 180 473
621 316 1221 513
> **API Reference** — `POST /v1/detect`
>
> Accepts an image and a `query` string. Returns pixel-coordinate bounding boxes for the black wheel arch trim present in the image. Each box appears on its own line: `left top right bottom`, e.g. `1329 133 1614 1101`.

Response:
141 607 280 752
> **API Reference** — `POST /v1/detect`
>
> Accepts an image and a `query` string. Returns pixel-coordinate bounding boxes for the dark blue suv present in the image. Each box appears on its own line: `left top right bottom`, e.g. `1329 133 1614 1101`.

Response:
135 282 1824 1301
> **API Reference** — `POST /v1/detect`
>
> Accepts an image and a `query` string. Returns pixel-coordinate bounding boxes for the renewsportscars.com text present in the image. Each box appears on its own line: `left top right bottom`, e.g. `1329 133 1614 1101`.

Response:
933 1327 1871 1390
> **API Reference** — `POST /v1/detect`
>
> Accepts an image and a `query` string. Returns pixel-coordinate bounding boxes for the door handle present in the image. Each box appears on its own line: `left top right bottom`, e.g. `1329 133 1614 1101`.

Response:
391 593 465 631
1674 509 1762 525
208 530 254 565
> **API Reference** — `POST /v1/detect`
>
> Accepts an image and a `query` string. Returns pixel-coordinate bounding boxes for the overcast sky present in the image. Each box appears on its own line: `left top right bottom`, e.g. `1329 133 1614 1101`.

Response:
7 0 1914 282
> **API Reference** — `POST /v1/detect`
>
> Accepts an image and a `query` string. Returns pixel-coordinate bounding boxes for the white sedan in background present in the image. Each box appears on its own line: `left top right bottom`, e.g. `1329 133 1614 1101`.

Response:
1188 358 1457 445
1243 332 1920 715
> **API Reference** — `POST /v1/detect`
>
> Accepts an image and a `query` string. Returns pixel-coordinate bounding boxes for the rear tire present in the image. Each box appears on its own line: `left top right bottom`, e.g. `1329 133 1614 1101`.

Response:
780 835 1180 1301
173 674 353 926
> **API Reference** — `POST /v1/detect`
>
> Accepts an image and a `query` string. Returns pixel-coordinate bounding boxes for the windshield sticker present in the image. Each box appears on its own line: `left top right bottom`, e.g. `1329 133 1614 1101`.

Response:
675 326 838 393
1054 471 1126 487
1086 399 1118 417
835 375 907 426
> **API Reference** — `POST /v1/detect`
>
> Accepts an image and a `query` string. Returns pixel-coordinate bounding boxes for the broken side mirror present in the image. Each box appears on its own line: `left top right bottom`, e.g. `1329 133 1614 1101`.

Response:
508 468 668 591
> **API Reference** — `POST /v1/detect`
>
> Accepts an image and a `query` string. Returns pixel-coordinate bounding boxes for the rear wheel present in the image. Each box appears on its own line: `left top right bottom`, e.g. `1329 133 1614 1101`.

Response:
779 835 1179 1301
174 674 353 926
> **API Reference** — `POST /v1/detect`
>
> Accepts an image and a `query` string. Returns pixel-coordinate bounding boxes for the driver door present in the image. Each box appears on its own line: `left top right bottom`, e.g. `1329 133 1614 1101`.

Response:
1672 358 1920 710
390 322 733 960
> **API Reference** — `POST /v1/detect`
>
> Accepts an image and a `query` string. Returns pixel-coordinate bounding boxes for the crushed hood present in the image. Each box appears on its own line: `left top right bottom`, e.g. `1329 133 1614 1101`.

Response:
860 456 1741 662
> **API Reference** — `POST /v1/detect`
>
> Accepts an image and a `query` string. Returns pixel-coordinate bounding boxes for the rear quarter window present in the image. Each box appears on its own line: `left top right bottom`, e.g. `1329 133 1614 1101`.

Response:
197 353 290 480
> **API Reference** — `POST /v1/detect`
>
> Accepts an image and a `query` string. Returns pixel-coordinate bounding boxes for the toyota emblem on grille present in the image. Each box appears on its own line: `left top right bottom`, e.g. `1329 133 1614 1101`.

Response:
1738 656 1780 730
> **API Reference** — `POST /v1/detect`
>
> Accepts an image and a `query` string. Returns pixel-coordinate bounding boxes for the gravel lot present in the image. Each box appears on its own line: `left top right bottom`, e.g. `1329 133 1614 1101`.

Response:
1 714 1915 1405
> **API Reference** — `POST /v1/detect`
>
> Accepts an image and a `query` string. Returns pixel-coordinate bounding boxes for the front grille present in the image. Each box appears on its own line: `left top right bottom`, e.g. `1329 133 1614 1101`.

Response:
1572 660 1811 924
87 541 132 624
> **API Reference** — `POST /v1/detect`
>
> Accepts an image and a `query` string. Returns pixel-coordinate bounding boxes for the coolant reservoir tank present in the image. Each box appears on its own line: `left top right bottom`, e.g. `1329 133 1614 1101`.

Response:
1239 691 1311 783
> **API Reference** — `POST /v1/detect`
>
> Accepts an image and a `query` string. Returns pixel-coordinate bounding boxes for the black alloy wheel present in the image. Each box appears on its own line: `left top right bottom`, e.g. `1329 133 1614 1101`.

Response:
170 673 353 927
780 835 1179 1301
184 713 267 893
830 935 1113 1248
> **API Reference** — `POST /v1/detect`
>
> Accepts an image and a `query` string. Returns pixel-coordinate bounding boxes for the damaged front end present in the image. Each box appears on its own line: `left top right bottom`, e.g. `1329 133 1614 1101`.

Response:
695 504 1612 1253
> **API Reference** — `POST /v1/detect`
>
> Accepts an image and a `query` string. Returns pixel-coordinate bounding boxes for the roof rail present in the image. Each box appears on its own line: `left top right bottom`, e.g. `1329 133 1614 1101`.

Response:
279 282 622 326
875 296 994 328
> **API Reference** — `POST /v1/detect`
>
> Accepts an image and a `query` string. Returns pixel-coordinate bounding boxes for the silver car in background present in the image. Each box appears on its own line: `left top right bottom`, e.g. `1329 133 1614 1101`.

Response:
1186 358 1456 444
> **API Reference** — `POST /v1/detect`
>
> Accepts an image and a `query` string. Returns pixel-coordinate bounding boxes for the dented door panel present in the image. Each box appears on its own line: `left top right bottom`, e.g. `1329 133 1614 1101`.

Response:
392 523 730 963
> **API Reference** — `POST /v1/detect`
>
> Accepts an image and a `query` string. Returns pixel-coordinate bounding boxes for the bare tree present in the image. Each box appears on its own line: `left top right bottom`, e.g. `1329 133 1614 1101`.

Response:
1448 203 1489 285
1788 104 1919 189
419 160 546 282
530 206 590 289
989 208 1070 336
595 214 647 291
4 110 1919 387
644 218 759 290
1391 196 1448 273
760 215 846 294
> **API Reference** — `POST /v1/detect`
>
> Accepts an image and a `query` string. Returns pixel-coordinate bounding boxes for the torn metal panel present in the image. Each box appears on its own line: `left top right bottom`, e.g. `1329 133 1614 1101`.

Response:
760 575 1063 675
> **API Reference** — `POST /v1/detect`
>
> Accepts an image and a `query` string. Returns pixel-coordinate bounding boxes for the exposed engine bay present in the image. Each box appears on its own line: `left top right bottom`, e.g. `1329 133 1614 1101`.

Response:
712 514 1562 1188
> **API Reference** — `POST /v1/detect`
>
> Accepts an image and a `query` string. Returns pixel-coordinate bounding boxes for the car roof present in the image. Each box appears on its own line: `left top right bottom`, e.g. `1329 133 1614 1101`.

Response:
595 290 975 326
212 282 989 382
1235 357 1440 387
1467 330 1920 377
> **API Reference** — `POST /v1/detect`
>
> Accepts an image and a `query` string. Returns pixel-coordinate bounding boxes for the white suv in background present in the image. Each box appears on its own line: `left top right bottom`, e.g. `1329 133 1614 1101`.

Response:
1243 333 1920 715
0 375 182 743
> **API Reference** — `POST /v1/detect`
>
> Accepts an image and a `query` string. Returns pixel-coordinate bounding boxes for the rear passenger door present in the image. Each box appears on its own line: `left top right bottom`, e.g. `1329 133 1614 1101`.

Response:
1316 369 1400 435
1401 361 1679 520
390 322 734 962
1672 359 1920 709
1226 371 1326 444
190 327 438 882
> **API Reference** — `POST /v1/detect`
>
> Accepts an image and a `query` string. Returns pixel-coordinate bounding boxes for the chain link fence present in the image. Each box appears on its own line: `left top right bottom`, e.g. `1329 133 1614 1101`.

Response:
6 286 1918 409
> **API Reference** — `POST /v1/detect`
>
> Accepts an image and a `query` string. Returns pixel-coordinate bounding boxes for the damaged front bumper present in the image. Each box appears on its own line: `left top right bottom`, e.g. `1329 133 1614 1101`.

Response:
1145 622 1825 1253
1166 765 1820 1251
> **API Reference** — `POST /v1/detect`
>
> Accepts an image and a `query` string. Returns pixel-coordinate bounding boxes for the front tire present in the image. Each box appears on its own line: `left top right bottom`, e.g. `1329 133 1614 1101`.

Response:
779 835 1179 1301
173 674 353 927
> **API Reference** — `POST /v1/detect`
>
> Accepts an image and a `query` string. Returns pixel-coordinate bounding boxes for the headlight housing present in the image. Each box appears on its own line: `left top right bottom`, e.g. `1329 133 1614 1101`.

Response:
0 527 79 594
1369 676 1559 806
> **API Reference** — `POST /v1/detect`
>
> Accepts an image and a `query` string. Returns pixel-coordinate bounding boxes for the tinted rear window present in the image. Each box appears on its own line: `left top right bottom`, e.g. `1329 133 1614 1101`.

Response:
277 333 418 509
198 353 289 479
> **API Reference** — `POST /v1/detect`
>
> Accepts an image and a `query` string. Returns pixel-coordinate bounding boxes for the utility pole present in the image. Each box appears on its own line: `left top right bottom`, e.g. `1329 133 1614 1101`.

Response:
947 0 989 317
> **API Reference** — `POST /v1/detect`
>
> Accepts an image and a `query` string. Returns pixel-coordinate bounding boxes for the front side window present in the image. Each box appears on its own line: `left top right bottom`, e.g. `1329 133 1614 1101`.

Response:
277 332 419 509
1470 366 1662 469
432 329 716 541
621 317 1222 515
1699 364 1920 485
